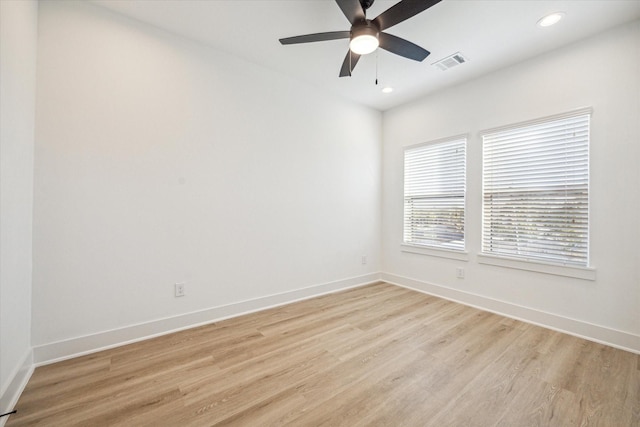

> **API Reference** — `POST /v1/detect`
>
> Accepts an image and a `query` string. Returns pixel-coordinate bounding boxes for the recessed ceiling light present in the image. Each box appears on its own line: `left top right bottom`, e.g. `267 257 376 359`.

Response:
382 87 393 94
537 12 565 27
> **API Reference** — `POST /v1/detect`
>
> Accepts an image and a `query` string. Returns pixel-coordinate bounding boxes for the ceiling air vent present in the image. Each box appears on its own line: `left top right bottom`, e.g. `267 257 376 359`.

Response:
432 52 468 71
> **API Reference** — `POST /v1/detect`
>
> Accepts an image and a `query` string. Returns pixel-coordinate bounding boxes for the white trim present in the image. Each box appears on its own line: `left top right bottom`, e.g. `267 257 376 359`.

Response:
401 244 469 261
479 107 593 136
403 133 469 150
33 273 382 366
0 349 34 426
381 272 640 354
477 253 596 280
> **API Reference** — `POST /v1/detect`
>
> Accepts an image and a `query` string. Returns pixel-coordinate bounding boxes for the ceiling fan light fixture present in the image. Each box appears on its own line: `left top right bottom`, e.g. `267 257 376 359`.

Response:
349 25 379 55
350 35 379 55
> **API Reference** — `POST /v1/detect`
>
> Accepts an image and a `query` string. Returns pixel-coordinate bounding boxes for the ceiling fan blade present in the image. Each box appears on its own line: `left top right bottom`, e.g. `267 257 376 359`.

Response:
373 0 441 31
339 50 361 77
379 32 430 61
279 31 351 45
335 0 366 24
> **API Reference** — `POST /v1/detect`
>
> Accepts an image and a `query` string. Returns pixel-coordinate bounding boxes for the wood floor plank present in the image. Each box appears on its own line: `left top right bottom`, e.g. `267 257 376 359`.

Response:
427 334 556 426
282 348 432 426
7 282 639 426
493 380 579 427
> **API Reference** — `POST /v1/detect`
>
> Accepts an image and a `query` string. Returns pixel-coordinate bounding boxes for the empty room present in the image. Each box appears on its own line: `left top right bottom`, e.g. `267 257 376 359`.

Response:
1 0 639 425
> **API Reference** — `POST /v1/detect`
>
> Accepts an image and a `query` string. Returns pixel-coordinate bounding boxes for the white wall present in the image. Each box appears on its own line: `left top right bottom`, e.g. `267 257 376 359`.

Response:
32 1 381 356
382 20 640 351
0 0 37 414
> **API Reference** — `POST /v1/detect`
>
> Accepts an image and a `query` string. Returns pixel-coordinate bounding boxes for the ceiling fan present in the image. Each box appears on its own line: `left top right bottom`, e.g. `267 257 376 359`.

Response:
279 0 441 77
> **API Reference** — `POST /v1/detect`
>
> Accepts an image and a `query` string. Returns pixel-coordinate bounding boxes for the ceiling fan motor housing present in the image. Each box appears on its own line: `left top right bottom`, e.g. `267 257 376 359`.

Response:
351 21 379 41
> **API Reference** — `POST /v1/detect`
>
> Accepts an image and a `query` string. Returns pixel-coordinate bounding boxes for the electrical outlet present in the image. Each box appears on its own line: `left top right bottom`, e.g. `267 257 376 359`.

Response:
175 283 185 297
456 268 465 279
361 255 368 265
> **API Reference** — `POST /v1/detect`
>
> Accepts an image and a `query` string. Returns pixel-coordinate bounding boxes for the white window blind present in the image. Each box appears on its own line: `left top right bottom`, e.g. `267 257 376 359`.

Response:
482 112 590 266
404 138 466 250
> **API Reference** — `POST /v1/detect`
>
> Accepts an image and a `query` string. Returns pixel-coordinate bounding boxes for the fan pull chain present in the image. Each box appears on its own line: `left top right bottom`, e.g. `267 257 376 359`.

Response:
375 50 379 85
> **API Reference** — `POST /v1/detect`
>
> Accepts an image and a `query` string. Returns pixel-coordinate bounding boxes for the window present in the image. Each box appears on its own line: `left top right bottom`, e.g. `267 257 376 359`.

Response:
404 137 466 251
482 111 590 267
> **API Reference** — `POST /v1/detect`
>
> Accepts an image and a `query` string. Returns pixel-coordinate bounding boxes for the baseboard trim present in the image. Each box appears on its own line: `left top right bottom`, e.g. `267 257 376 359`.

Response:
0 348 34 427
33 273 382 366
382 272 640 354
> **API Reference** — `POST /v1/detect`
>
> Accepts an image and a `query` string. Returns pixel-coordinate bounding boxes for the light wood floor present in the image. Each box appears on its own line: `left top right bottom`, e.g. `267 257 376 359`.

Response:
8 282 640 426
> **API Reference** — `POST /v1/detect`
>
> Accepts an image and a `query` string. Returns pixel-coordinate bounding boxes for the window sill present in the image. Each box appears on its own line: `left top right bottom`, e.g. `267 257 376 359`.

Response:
477 253 596 281
401 244 469 261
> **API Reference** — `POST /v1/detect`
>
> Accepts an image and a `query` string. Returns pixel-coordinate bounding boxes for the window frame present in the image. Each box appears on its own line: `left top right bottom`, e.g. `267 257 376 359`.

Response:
480 108 594 279
402 135 468 257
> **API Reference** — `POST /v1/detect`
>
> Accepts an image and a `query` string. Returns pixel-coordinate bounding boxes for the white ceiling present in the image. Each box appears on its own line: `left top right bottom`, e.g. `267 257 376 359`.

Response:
90 0 640 111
